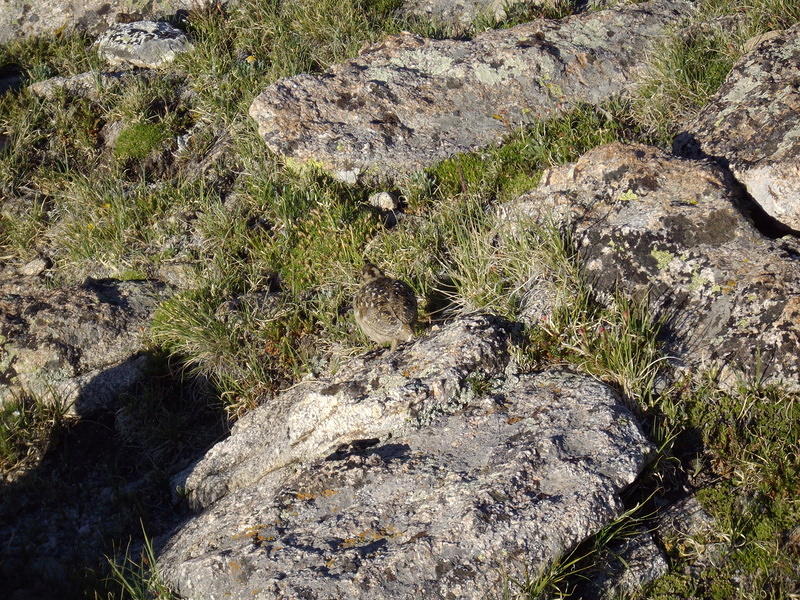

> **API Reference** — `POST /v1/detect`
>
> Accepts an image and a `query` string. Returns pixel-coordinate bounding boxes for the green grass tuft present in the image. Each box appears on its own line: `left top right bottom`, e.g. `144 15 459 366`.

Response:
113 122 171 161
0 390 70 478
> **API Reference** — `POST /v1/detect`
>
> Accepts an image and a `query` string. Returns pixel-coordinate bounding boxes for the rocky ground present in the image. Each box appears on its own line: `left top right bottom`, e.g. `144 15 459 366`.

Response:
1 0 799 599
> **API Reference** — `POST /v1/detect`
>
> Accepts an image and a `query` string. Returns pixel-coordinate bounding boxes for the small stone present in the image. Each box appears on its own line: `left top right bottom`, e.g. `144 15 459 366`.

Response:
367 191 399 211
18 256 51 277
28 70 150 100
96 21 192 69
585 531 669 597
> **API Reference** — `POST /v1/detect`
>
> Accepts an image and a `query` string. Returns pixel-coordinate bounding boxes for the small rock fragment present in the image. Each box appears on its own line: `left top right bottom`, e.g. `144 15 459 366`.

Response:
96 21 192 69
18 257 51 277
28 70 150 100
367 191 399 211
585 531 669 597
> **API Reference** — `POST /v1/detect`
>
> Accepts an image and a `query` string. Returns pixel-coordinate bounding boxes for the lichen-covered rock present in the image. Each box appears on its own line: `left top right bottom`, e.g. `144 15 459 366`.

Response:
249 0 691 182
0 0 207 44
674 24 800 231
0 277 170 414
400 0 543 29
173 314 514 509
506 143 800 390
160 360 652 599
96 20 192 69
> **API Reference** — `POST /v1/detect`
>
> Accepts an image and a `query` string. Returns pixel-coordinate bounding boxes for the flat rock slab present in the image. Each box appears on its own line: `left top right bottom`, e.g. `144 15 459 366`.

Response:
506 143 800 389
96 20 192 69
160 366 652 599
249 0 691 182
674 24 800 231
0 277 170 414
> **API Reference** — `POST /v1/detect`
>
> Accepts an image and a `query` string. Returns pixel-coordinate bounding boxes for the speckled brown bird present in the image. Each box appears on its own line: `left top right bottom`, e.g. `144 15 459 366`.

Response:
354 262 417 351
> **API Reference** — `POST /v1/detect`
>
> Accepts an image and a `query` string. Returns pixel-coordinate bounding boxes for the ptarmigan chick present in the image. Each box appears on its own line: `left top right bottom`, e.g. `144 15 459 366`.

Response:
354 262 417 351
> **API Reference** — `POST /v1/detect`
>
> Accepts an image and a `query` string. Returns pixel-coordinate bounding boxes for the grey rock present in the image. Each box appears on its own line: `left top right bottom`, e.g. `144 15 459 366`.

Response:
674 24 800 231
657 495 727 573
249 0 692 182
400 0 544 29
156 262 196 289
367 191 399 211
173 314 514 510
505 143 800 390
28 70 151 100
0 0 208 44
0 277 170 414
17 256 50 277
585 531 669 597
96 20 192 69
159 337 652 599
658 496 716 542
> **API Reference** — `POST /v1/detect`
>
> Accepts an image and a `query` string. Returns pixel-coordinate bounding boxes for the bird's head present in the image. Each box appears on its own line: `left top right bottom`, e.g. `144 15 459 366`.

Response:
361 261 385 283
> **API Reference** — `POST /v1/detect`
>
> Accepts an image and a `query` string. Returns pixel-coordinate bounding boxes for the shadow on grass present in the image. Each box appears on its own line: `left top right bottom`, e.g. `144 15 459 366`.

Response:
0 354 228 599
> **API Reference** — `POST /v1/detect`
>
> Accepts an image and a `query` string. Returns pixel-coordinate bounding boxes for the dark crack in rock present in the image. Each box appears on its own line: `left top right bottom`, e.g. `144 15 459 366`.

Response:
249 0 691 182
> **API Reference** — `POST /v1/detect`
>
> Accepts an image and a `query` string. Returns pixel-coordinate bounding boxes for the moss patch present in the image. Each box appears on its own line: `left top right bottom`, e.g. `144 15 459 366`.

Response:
114 122 170 161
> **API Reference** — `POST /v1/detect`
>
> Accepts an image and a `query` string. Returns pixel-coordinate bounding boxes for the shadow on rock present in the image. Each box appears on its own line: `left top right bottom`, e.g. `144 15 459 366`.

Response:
0 354 228 599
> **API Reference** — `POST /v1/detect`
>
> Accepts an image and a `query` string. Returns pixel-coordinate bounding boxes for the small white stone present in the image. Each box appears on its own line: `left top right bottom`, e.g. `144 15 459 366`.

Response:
19 257 50 277
367 191 398 211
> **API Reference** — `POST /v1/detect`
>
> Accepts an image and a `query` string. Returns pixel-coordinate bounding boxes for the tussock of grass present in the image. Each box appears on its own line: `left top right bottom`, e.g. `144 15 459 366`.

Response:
0 390 70 479
114 122 171 160
0 30 102 84
632 0 800 140
100 529 176 600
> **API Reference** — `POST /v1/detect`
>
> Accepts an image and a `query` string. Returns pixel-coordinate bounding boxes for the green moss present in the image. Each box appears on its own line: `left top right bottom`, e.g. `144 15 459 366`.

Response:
114 122 170 161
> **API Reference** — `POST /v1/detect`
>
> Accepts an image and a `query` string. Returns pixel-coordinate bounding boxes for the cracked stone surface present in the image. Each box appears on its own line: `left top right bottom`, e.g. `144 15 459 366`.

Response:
674 23 800 231
249 0 691 182
0 276 170 414
505 143 800 390
400 0 547 29
0 0 208 44
173 314 515 510
159 315 652 599
96 20 192 69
